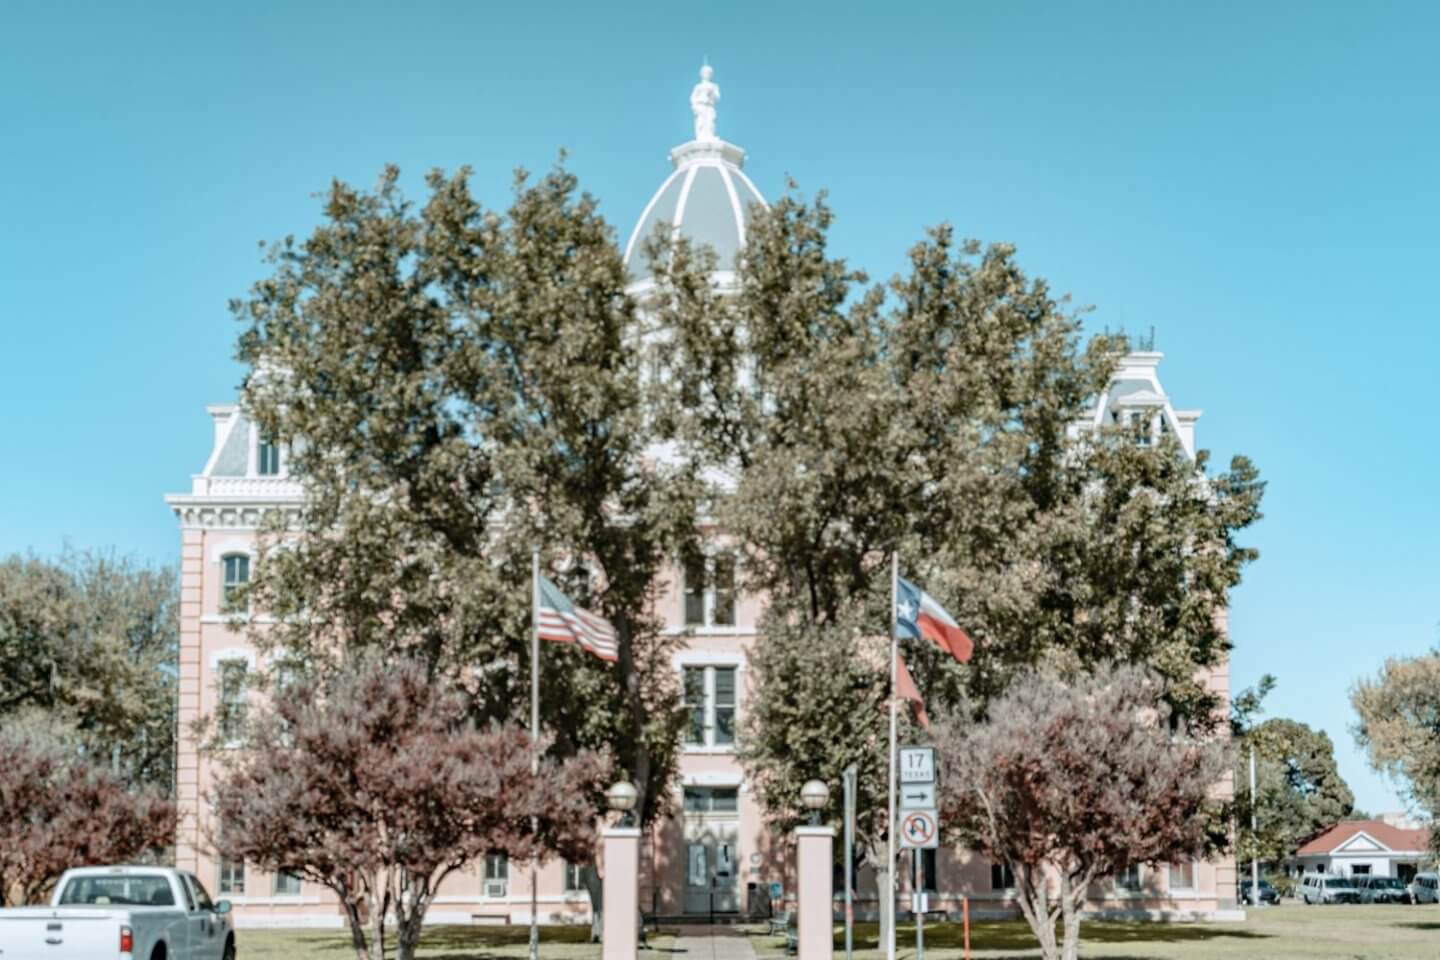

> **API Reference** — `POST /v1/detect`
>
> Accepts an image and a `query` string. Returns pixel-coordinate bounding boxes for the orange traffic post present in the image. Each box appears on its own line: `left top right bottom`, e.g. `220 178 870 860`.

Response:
962 896 970 960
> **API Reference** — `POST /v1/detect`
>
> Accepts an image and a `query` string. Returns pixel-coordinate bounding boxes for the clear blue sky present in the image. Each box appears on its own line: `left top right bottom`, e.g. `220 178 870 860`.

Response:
3 1 1436 814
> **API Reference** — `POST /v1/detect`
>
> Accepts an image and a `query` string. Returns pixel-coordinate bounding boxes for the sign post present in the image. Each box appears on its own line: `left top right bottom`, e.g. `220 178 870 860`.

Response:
898 747 938 960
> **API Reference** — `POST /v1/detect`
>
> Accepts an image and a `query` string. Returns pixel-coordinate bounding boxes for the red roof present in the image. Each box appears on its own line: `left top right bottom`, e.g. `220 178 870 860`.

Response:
1296 820 1431 856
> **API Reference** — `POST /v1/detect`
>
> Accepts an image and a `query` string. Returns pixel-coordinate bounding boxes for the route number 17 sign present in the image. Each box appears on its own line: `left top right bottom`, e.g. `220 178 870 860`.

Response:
899 746 935 784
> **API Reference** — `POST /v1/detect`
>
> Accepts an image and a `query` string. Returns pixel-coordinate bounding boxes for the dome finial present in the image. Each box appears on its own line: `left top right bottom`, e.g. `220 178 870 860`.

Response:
690 62 720 142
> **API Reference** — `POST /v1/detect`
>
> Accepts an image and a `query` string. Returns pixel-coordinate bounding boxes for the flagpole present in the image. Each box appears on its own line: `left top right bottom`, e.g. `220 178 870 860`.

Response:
886 550 899 960
530 549 541 960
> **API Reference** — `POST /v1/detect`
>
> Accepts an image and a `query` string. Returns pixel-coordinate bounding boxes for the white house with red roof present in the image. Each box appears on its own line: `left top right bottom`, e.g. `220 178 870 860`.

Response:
1288 817 1432 883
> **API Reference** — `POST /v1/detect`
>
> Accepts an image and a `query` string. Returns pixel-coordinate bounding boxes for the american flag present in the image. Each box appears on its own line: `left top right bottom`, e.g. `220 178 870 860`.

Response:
536 575 619 662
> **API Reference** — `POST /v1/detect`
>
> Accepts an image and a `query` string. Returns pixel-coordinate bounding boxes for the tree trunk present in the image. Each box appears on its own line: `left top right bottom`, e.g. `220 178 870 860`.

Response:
339 894 369 960
871 858 894 953
581 863 604 943
368 888 390 960
1013 863 1060 960
1058 873 1083 960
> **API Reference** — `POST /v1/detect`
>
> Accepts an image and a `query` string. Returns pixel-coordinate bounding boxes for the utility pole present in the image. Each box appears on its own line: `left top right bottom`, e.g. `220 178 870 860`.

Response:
844 765 857 960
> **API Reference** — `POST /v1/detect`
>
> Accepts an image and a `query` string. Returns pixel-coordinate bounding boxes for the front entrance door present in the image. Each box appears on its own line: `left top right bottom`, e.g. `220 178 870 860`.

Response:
682 787 740 914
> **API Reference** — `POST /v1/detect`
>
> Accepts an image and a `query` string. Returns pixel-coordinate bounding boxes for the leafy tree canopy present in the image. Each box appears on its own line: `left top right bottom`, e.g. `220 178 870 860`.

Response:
0 550 177 792
234 164 700 825
1352 652 1440 854
933 665 1229 960
212 657 607 960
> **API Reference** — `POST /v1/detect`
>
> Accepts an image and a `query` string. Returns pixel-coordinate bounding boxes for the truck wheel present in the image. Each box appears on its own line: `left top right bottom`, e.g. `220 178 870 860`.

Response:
223 937 237 960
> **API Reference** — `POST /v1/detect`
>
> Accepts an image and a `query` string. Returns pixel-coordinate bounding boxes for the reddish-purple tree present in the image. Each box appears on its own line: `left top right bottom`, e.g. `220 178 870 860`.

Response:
210 658 608 960
933 665 1229 960
0 728 176 906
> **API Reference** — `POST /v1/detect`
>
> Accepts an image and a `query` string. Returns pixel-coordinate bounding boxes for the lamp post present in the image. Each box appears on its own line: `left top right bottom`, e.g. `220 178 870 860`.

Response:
607 780 638 827
796 780 834 960
603 781 640 960
801 780 830 826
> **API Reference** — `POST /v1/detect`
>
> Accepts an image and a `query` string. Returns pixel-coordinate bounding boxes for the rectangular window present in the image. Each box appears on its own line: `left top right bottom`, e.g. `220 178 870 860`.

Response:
217 857 245 895
683 558 706 626
1168 862 1195 890
712 554 736 626
221 554 250 610
683 787 738 814
683 668 707 745
273 871 301 895
484 852 509 898
713 667 736 746
564 861 584 893
257 437 281 476
921 849 938 893
990 862 1015 891
217 660 248 742
1115 864 1142 892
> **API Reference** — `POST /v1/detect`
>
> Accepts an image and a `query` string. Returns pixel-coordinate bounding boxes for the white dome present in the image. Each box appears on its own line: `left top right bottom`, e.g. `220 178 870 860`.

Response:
623 67 767 284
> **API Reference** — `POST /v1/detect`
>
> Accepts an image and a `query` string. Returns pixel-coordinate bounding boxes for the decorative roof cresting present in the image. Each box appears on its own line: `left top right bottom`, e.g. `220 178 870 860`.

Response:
691 63 720 142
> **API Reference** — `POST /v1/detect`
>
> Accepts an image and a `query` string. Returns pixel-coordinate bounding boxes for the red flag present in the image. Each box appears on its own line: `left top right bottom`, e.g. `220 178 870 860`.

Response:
896 652 930 729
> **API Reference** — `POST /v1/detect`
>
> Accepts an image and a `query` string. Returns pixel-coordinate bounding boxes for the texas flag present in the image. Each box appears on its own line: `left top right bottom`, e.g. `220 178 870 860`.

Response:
896 652 930 728
896 577 973 663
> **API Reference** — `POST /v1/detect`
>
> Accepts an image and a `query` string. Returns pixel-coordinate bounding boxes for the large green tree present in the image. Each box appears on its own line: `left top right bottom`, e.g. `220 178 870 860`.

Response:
235 164 699 831
0 550 178 792
1351 652 1440 854
656 189 1263 936
1230 676 1356 865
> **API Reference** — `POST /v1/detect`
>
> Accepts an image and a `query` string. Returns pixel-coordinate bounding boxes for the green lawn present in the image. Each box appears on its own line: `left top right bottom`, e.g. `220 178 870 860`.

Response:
236 904 1440 960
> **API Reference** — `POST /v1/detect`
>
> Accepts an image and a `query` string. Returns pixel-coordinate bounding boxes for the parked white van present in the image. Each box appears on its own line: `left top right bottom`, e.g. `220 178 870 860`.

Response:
1299 872 1360 905
1409 872 1439 904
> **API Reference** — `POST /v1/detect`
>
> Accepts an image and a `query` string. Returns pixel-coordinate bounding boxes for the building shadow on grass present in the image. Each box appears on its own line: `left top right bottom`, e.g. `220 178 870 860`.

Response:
851 919 1271 953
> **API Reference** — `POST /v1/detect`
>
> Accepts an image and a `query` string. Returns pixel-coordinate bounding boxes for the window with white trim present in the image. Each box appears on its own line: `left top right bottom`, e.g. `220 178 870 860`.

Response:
217 659 249 742
217 856 245 895
682 665 737 747
1168 861 1195 890
563 861 584 893
221 554 250 611
1114 864 1142 892
683 553 737 628
257 436 281 476
484 852 509 898
273 871 301 895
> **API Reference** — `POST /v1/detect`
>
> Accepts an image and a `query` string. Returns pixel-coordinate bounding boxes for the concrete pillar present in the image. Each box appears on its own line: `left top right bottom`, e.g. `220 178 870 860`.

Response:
602 826 641 960
796 826 835 960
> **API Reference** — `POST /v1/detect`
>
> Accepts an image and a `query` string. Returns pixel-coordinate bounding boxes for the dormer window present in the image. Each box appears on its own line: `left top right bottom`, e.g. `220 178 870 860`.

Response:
222 554 250 610
257 436 281 476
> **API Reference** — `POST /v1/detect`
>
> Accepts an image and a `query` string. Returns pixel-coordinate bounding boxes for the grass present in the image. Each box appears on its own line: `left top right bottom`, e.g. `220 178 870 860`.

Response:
235 904 1440 960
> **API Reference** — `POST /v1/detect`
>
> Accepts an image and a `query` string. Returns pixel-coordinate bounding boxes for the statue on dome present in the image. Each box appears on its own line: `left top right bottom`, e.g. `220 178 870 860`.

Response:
690 64 720 142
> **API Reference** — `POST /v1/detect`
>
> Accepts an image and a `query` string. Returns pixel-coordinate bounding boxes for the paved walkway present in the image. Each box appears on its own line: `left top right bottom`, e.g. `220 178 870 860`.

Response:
670 930 760 960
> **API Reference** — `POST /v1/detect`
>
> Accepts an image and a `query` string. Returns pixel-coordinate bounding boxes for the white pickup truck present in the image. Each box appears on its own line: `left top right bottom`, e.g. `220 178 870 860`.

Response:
0 865 236 960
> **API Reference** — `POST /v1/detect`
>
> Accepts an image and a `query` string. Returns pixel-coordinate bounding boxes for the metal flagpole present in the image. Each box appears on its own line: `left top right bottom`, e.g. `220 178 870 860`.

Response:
886 551 899 960
844 764 857 960
530 550 541 960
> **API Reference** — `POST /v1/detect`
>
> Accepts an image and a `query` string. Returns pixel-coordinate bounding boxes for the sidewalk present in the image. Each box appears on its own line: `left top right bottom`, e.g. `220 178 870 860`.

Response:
670 930 761 960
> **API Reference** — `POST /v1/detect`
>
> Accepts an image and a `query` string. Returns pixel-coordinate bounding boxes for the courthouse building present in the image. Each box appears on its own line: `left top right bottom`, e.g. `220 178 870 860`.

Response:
166 67 1239 928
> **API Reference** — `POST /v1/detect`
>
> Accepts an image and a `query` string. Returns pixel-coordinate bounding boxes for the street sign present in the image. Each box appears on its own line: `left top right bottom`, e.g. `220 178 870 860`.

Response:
900 783 936 809
899 809 939 849
899 746 935 784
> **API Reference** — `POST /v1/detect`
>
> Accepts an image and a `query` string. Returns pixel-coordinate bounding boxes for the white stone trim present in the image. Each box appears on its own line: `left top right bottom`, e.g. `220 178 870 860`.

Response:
672 166 700 241
623 168 685 266
209 647 257 671
719 166 747 249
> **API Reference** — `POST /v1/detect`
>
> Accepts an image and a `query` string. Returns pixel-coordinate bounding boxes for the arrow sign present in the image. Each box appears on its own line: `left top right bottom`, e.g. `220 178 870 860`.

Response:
899 809 939 849
900 783 936 809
